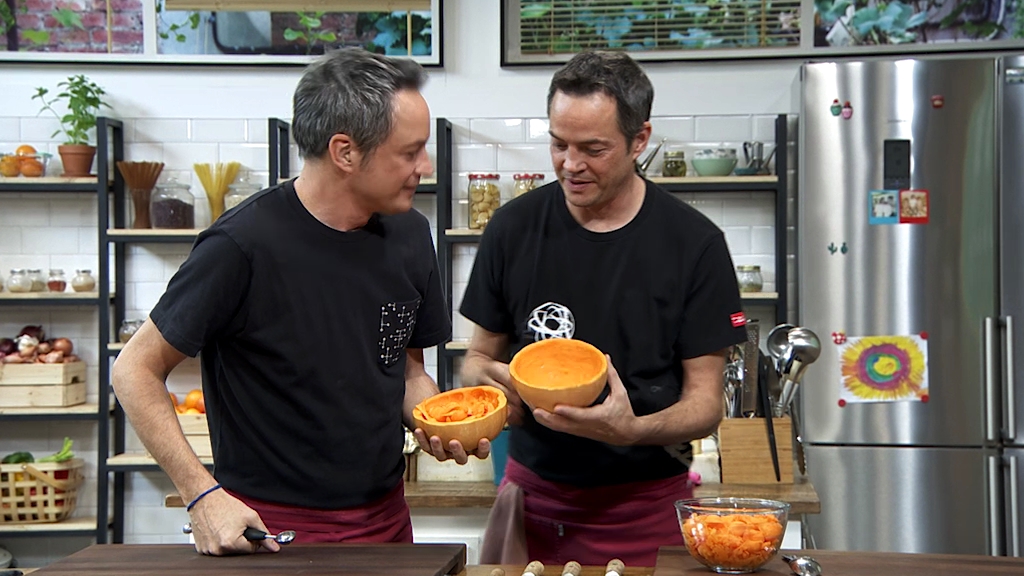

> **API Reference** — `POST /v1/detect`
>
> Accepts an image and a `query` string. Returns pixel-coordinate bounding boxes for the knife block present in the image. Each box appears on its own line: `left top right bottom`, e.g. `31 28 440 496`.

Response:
717 417 794 484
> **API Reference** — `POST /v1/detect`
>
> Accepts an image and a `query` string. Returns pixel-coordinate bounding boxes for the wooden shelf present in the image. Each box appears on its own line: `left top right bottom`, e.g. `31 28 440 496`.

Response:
107 452 213 470
445 340 470 350
107 228 202 244
649 175 778 185
0 292 104 306
0 176 97 185
0 516 98 534
0 403 99 418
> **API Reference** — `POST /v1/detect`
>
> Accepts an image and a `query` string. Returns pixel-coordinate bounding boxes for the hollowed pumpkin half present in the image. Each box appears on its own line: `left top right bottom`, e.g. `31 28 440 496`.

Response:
509 338 608 412
412 385 508 448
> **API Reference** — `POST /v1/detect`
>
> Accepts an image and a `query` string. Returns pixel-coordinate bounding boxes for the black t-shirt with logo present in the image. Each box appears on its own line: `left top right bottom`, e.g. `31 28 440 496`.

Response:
460 180 747 487
150 181 450 509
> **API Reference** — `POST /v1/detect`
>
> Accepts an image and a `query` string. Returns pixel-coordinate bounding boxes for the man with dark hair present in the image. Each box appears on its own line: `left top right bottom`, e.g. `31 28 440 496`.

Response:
112 48 485 556
463 51 748 566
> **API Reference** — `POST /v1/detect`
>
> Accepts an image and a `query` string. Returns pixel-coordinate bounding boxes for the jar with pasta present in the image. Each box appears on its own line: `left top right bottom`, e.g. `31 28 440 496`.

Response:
468 173 501 230
513 173 545 198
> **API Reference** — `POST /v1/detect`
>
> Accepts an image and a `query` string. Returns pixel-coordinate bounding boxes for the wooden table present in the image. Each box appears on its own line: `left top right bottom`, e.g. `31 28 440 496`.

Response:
164 478 820 513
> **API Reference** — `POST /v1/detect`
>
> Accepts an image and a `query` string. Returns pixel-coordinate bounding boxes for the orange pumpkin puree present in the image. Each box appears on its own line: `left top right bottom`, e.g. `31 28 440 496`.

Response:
417 387 502 423
681 512 784 571
512 338 605 390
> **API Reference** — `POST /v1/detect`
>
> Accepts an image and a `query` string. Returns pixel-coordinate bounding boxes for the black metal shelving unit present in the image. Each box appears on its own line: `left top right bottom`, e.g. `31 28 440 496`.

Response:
434 114 791 390
0 117 124 545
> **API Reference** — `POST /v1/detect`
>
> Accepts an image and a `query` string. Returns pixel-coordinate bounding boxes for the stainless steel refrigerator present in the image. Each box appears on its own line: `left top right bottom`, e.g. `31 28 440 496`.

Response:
799 55 1020 555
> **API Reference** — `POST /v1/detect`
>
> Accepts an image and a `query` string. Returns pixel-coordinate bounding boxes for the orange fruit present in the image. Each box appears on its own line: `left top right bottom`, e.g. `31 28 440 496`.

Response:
0 156 19 177
15 144 37 156
174 404 187 414
184 389 203 411
169 392 179 406
185 407 201 414
20 158 44 177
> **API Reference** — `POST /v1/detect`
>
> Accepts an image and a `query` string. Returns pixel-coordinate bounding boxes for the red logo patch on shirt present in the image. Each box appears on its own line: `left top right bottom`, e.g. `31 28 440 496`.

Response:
730 312 747 327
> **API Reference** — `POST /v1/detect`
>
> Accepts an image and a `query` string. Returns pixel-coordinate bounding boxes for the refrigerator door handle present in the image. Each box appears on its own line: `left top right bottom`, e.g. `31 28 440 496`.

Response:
1010 454 1021 557
986 317 1001 442
1007 316 1017 442
990 455 1006 556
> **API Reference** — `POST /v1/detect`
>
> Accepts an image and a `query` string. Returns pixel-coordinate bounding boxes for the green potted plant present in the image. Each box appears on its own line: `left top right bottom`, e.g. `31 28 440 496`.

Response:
33 75 111 177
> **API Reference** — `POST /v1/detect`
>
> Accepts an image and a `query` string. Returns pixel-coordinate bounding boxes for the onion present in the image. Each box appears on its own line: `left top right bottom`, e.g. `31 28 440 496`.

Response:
16 334 38 357
42 350 64 363
50 337 74 355
37 341 53 354
18 325 46 342
2 354 24 364
0 338 14 355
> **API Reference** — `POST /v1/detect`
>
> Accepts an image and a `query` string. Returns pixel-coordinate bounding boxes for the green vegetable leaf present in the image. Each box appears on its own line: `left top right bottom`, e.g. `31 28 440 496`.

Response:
51 7 85 30
38 437 74 463
22 29 51 45
283 28 304 41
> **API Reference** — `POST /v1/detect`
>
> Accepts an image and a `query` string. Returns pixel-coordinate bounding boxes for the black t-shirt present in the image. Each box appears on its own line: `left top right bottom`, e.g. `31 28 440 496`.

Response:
150 181 450 509
460 180 747 487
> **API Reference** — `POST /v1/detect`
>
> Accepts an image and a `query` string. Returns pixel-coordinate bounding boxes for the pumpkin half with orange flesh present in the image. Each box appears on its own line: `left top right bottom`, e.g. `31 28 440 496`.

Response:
509 338 608 412
412 385 508 448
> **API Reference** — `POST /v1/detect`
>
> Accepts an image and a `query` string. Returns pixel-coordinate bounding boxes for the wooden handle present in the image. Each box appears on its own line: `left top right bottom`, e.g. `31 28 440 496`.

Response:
561 561 581 576
523 560 545 576
489 569 506 576
605 559 625 576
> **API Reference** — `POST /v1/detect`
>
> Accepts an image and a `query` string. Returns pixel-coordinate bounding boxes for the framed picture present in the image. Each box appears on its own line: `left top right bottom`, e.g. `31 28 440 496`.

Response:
0 0 443 66
500 0 1024 66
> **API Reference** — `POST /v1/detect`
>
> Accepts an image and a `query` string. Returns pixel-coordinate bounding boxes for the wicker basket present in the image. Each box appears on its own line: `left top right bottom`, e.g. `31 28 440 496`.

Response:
0 458 84 523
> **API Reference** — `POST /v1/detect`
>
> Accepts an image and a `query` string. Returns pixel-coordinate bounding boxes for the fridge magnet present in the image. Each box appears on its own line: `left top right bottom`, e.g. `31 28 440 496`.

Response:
841 101 854 119
869 190 899 224
838 335 929 403
899 189 929 224
831 331 847 345
931 95 945 109
830 99 842 116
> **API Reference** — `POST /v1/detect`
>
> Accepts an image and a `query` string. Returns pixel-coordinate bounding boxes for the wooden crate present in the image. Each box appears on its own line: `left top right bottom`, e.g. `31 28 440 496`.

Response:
177 413 211 458
718 417 794 484
0 361 86 385
0 382 86 408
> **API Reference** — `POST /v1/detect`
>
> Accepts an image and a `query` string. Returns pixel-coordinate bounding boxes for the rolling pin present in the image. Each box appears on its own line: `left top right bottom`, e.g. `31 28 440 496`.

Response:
605 559 625 576
561 561 582 576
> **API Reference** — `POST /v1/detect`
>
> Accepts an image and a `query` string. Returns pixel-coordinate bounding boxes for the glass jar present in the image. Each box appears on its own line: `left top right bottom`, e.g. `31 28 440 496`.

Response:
737 265 764 293
118 319 145 343
513 173 544 198
150 179 196 229
7 269 32 293
468 173 501 230
663 150 687 177
27 269 45 292
224 177 261 211
47 269 67 292
71 269 97 292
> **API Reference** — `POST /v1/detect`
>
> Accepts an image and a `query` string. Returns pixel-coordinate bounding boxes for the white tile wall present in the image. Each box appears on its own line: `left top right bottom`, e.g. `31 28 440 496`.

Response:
0 112 796 567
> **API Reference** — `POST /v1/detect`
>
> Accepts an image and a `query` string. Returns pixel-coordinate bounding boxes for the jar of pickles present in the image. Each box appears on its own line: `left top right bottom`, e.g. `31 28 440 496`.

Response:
27 269 45 292
513 173 545 198
7 269 31 293
468 173 501 230
663 150 687 177
736 265 764 293
71 269 97 292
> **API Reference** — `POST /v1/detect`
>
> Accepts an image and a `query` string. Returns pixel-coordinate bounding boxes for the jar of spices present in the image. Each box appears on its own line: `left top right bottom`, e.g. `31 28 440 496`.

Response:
468 174 501 230
224 177 261 211
71 269 97 292
7 269 32 293
118 319 145 343
513 173 545 198
150 179 196 229
47 269 67 292
27 269 45 292
662 150 687 177
736 265 764 293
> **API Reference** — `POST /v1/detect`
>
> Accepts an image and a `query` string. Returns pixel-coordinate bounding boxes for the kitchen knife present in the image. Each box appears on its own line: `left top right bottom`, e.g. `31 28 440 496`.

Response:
758 351 781 482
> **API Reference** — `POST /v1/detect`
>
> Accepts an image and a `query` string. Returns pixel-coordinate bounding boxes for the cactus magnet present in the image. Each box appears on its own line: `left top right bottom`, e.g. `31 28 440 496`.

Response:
830 99 842 116
841 101 853 119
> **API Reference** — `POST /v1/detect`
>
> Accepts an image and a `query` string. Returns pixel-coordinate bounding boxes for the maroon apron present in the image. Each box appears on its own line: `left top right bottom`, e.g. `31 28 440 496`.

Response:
505 457 692 567
226 480 413 544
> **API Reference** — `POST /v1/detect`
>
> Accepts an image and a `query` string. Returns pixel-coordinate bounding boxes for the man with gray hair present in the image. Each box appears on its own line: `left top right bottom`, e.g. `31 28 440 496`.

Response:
112 48 482 555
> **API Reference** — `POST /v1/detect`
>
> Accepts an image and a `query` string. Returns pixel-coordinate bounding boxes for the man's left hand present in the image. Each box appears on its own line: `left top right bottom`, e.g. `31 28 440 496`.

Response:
532 356 639 446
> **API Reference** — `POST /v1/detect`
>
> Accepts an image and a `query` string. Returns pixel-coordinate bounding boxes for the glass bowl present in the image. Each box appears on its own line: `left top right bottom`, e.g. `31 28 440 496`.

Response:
0 153 50 178
675 497 789 574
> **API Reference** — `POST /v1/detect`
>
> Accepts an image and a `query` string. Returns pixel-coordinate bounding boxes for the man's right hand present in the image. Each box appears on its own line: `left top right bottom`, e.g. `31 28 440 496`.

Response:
463 351 523 425
188 488 280 555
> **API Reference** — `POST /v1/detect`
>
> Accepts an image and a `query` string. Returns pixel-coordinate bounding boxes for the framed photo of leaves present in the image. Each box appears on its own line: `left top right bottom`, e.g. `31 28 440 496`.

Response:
0 0 443 66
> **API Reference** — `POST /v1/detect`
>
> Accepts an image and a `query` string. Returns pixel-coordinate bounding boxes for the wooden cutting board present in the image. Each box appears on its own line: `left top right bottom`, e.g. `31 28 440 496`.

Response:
653 547 1024 575
30 543 466 575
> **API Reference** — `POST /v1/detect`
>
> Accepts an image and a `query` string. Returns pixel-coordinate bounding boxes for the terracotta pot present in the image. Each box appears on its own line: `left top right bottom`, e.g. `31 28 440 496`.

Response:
57 144 96 177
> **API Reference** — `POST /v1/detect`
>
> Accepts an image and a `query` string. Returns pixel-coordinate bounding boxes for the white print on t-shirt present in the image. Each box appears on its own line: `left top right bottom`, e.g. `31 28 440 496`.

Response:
526 301 575 341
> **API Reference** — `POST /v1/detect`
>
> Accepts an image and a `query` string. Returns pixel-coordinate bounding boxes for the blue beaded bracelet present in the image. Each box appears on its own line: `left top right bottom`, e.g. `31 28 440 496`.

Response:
186 483 222 512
